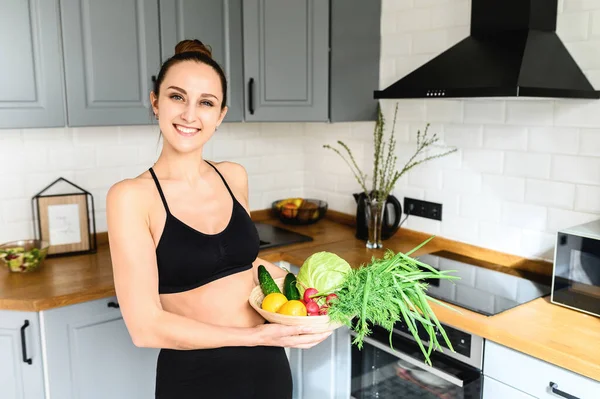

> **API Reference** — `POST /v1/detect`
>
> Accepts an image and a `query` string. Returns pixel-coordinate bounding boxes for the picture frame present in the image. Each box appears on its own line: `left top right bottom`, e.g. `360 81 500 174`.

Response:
32 178 97 258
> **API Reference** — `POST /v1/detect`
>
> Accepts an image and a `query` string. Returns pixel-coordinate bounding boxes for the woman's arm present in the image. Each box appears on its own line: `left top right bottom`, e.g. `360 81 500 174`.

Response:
106 179 329 350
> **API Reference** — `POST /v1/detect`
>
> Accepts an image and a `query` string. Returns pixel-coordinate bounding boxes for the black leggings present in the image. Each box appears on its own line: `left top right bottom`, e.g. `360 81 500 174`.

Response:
155 345 292 399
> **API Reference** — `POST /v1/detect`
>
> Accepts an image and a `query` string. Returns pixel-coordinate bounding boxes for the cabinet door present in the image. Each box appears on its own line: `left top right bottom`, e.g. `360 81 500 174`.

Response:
0 0 65 128
329 0 380 122
159 0 244 122
59 0 161 127
42 297 160 399
484 340 600 399
483 376 536 399
242 0 329 122
289 326 352 399
0 311 45 399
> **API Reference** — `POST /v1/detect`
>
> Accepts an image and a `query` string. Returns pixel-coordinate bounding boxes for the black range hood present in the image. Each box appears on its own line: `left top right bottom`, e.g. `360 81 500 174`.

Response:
375 0 600 100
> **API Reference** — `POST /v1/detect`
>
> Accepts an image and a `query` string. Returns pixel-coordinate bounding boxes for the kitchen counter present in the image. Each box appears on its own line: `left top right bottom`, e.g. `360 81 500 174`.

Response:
1 215 599 382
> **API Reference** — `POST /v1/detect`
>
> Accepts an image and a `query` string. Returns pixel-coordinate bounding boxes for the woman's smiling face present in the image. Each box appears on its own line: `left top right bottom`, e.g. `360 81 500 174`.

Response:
151 60 227 153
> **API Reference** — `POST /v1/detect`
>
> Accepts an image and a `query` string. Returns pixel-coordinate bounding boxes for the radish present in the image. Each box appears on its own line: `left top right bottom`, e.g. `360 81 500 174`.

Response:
326 293 338 304
303 288 318 303
305 301 320 316
319 306 329 315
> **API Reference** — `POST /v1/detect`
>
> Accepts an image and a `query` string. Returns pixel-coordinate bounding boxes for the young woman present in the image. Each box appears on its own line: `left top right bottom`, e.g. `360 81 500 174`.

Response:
106 39 331 399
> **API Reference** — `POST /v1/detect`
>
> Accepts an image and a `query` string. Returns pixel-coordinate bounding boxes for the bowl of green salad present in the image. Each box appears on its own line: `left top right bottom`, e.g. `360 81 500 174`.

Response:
0 240 50 273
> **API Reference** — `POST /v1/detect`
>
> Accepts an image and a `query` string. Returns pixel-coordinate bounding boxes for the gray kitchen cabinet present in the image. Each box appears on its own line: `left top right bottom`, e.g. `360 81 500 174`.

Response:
289 326 352 399
59 0 161 127
159 0 244 123
329 0 381 122
0 311 46 399
483 340 600 399
42 296 159 399
0 0 65 129
483 376 536 399
242 0 329 122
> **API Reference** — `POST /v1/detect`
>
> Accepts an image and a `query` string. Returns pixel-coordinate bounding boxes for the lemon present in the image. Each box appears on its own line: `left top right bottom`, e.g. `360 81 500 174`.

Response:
261 293 288 313
277 300 308 316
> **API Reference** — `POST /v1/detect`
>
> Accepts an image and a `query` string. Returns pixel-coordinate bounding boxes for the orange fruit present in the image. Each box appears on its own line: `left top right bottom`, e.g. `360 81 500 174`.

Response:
261 293 288 313
277 300 308 316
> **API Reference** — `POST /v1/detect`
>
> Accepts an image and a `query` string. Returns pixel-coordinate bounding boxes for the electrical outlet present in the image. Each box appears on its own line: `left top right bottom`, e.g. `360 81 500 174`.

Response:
403 197 443 221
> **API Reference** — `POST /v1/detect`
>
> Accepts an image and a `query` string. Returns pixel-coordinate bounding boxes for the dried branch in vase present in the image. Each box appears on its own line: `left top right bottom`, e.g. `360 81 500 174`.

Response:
323 103 457 204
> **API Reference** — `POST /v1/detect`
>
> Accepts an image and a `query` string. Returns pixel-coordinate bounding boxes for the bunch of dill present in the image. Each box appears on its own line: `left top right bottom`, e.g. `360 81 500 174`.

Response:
326 237 459 366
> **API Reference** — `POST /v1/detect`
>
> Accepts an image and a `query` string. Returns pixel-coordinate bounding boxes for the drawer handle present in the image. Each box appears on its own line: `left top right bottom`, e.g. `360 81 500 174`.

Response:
20 320 32 365
107 301 120 309
549 382 579 399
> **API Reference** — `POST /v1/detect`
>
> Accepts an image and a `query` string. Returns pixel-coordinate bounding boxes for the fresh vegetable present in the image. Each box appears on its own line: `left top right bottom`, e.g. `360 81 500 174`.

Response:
296 252 352 297
314 237 460 366
258 265 281 296
325 294 338 304
283 272 301 300
303 288 318 304
305 301 320 316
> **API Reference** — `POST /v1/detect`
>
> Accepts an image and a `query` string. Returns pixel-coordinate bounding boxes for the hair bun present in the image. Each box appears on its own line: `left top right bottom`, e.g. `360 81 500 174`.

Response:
174 39 212 58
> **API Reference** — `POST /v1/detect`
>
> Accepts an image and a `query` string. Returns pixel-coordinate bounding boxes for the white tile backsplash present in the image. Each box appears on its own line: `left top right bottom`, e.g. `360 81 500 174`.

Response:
2 0 600 264
483 126 528 151
464 101 506 124
504 152 551 179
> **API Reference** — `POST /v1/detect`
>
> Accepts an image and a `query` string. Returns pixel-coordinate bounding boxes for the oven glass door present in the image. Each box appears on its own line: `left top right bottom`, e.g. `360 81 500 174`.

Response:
351 328 482 399
553 233 600 316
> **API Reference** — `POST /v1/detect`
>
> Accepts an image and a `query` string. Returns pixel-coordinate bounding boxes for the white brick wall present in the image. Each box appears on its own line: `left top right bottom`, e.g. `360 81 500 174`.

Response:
2 0 600 263
0 124 306 243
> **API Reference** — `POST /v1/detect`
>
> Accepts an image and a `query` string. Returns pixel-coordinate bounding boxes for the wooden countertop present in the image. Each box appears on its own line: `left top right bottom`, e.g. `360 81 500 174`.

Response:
2 215 599 382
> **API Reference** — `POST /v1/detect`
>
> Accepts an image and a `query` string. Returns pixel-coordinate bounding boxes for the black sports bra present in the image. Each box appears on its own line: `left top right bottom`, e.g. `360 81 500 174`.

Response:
149 162 260 294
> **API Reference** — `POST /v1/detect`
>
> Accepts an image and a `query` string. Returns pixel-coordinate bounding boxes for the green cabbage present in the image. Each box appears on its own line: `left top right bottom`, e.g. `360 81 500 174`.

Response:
296 251 352 295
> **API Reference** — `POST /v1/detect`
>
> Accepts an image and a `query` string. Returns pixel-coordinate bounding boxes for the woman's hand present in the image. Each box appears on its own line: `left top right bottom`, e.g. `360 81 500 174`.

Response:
252 324 333 349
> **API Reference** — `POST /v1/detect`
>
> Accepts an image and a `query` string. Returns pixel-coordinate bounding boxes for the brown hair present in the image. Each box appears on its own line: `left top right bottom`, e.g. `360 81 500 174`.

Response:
152 39 227 109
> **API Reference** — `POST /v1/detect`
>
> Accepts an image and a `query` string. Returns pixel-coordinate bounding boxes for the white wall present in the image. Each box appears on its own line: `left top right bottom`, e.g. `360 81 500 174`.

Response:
307 0 600 261
1 0 600 262
0 123 305 243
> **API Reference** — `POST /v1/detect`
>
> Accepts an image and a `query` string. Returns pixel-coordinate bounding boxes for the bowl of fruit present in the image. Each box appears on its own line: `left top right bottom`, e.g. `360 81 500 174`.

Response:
0 239 50 273
272 198 327 225
248 266 344 333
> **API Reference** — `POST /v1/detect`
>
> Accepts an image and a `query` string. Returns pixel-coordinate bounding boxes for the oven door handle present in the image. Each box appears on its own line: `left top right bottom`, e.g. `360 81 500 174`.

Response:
352 332 465 388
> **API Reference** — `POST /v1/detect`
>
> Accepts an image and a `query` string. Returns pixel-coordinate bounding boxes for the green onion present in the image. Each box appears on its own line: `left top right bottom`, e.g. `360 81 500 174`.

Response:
326 236 460 366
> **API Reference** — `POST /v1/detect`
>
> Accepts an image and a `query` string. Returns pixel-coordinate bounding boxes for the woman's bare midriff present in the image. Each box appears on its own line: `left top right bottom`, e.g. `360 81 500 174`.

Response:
158 268 266 328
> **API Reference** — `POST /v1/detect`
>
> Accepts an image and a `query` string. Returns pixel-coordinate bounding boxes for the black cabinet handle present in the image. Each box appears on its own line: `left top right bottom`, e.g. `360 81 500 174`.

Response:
549 382 579 399
20 320 32 365
248 78 255 115
107 301 120 309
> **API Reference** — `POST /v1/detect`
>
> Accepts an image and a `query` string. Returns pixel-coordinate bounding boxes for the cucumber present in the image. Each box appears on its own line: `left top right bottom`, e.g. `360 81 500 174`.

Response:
283 272 301 300
258 265 281 296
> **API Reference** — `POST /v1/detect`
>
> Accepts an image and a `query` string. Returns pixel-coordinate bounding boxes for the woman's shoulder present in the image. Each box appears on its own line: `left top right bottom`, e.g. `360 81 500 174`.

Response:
106 171 156 210
208 160 248 184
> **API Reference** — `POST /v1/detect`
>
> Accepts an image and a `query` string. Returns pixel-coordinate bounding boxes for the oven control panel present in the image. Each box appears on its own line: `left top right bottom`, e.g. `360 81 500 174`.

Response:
393 320 472 358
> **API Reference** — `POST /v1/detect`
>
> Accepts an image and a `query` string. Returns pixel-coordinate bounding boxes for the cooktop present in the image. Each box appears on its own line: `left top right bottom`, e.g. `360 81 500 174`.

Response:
255 222 313 250
417 251 552 316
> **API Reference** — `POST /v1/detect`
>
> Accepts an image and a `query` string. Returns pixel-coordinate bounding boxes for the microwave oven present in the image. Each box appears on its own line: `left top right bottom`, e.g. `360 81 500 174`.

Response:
552 219 600 317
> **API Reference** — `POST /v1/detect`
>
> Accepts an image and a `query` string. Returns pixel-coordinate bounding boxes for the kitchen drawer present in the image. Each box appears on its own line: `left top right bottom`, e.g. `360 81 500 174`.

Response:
483 376 535 399
484 340 599 399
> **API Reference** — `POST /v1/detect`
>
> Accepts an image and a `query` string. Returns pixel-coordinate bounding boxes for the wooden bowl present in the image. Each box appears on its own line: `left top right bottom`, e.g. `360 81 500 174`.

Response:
249 277 345 333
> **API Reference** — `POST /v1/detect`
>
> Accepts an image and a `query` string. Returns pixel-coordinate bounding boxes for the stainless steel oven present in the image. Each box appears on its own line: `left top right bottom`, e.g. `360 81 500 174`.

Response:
350 320 483 399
